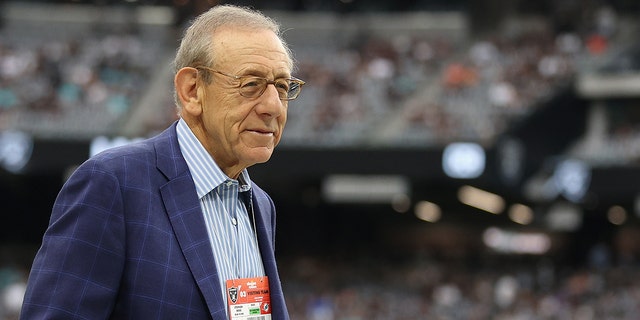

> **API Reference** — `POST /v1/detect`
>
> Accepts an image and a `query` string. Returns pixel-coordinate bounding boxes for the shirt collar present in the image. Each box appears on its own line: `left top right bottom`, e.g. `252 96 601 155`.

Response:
176 118 252 199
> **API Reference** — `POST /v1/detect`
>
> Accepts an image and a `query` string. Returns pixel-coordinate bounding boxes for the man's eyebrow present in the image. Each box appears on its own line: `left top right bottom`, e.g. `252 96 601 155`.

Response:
269 70 293 80
238 68 291 79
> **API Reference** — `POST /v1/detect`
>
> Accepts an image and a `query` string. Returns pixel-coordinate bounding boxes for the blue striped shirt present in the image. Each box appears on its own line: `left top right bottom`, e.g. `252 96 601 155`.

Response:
176 119 265 316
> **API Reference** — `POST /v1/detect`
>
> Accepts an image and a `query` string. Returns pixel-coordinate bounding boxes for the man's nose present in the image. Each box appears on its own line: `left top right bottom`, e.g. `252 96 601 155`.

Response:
256 84 285 117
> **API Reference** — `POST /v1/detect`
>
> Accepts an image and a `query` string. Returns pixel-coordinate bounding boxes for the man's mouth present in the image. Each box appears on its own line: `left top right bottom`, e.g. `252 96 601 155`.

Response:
247 129 274 136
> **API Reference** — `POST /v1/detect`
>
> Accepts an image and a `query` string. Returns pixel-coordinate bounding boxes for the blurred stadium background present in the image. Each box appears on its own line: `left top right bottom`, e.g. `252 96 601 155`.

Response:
1 0 640 318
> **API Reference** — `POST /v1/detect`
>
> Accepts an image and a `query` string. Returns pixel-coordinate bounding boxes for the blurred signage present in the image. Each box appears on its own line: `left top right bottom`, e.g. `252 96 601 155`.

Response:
90 136 144 157
322 174 409 204
553 159 591 203
483 227 551 254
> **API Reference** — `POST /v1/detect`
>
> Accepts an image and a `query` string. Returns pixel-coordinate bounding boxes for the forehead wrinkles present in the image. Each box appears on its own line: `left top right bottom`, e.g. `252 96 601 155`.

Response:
212 28 292 72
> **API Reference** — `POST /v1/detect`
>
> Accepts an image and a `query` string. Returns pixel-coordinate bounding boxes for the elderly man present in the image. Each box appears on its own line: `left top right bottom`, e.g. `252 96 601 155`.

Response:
20 4 303 320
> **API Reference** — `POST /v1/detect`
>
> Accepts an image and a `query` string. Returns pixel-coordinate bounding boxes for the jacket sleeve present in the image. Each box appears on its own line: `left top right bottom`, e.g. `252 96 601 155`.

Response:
21 159 126 320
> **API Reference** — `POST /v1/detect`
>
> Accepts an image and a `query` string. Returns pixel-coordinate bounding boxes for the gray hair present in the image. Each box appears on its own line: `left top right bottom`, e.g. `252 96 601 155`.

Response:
173 4 293 110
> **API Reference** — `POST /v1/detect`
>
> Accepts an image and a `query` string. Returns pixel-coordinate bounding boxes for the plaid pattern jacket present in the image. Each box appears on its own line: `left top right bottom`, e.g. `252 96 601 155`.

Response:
20 122 289 320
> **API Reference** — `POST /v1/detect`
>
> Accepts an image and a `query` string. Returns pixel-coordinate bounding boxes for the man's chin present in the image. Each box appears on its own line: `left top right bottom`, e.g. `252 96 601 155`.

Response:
245 147 274 165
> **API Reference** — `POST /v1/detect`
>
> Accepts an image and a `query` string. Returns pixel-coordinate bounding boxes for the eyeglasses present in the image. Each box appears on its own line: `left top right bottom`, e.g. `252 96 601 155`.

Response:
195 66 305 101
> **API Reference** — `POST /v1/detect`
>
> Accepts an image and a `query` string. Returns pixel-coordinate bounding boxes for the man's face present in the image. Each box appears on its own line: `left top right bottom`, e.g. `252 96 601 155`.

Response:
196 27 291 177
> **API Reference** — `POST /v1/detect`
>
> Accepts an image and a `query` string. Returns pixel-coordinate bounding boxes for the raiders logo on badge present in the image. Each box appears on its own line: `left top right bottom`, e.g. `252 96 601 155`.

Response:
228 286 238 304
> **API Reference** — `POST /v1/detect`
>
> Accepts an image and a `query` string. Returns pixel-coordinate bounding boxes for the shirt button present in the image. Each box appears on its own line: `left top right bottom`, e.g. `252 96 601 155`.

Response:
231 217 237 226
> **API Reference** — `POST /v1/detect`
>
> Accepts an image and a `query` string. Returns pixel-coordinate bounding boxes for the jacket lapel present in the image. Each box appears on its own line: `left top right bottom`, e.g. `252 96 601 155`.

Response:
155 123 228 319
251 188 290 320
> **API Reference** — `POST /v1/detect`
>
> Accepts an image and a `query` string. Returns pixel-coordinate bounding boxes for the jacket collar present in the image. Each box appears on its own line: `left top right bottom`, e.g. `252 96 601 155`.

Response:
155 122 229 318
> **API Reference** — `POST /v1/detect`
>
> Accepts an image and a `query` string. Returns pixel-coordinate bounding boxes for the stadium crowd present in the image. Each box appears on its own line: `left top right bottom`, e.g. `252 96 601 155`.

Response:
0 3 635 152
0 2 632 146
285 4 622 147
279 254 640 320
2 249 640 319
0 22 167 138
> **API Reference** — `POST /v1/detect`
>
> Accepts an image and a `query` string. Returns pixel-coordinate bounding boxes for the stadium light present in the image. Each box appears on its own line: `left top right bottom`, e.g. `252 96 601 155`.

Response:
414 201 442 223
457 185 505 214
442 142 485 179
508 203 534 225
607 205 627 225
0 130 33 174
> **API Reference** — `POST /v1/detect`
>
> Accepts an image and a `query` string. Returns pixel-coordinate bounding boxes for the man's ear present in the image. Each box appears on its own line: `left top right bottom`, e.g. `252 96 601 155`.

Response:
175 67 202 116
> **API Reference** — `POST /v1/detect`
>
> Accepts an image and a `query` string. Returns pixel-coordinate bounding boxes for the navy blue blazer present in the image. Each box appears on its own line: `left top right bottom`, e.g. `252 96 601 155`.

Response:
21 122 290 319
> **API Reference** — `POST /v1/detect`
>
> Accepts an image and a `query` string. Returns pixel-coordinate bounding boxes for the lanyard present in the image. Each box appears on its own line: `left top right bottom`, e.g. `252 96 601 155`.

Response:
214 183 261 280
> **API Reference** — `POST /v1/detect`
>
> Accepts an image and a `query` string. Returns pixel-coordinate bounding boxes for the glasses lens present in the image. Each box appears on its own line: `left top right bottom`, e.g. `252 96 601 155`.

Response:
274 79 291 100
239 78 267 98
286 80 302 100
236 75 303 101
